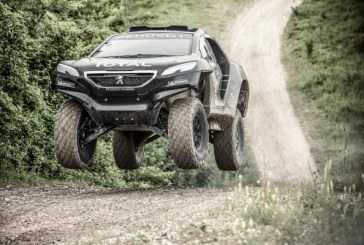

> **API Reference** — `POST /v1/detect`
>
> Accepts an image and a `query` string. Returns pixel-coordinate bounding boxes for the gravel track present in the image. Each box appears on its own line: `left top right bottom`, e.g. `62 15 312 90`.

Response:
0 186 230 244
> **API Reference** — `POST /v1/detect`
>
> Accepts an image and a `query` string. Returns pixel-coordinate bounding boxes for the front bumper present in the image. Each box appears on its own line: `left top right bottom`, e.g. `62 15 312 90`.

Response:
58 88 188 126
54 71 200 126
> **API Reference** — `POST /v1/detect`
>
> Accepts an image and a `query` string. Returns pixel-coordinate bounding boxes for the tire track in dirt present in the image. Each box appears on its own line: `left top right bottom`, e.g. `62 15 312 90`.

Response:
230 0 317 183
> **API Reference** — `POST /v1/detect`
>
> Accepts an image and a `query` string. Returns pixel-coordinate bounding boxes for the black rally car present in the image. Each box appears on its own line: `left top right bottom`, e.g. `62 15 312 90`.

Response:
53 26 249 171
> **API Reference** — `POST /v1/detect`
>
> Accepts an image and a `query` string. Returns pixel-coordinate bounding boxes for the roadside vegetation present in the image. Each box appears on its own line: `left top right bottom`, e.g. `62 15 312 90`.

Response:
283 0 364 189
114 168 364 244
170 182 364 244
0 0 253 188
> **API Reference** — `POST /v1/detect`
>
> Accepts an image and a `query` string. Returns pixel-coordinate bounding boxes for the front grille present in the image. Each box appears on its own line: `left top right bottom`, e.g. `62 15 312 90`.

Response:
86 72 155 88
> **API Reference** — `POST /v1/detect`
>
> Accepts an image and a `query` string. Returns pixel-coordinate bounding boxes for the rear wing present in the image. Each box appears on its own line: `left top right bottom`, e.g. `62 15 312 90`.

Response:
128 25 198 32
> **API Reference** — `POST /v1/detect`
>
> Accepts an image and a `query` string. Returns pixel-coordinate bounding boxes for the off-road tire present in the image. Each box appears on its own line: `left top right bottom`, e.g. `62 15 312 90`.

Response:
113 131 144 170
168 98 209 169
54 100 97 169
213 110 245 171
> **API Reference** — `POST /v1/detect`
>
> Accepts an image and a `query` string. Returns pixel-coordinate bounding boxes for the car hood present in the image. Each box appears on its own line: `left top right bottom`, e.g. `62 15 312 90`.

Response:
61 54 206 75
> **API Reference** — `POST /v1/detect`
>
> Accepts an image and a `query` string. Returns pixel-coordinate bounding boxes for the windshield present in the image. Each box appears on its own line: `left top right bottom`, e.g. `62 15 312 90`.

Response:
93 32 193 58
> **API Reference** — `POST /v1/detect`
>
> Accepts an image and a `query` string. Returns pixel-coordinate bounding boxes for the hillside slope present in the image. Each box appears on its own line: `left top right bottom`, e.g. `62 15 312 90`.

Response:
283 0 364 188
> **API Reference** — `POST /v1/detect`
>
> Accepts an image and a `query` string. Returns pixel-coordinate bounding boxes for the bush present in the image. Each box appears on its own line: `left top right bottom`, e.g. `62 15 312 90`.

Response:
0 0 171 186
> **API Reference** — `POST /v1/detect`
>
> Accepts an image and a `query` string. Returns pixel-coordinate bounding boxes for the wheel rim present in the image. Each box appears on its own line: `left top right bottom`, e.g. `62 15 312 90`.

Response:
78 112 97 164
193 111 203 150
238 82 249 116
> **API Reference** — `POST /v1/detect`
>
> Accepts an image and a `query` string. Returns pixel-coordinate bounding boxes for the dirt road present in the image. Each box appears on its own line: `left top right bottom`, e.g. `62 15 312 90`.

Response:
0 186 231 244
231 0 317 183
0 0 316 244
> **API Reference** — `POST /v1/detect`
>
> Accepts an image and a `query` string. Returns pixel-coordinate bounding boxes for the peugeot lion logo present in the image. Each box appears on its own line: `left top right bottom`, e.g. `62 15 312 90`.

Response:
115 75 124 85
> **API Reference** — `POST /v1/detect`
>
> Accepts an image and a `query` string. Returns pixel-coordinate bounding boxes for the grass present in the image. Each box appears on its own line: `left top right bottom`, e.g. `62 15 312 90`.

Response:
282 0 364 189
139 0 246 49
220 183 364 244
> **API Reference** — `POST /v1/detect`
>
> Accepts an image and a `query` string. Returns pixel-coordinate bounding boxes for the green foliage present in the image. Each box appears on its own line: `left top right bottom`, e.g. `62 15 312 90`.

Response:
283 0 364 189
286 0 364 118
0 2 56 176
0 0 168 185
0 0 131 183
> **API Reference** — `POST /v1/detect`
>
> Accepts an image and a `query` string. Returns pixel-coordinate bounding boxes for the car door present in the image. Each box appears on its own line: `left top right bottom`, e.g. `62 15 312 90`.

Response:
199 37 222 83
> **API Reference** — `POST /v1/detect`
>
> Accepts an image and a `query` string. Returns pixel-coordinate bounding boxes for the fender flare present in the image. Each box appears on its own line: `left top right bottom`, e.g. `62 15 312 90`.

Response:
223 63 247 116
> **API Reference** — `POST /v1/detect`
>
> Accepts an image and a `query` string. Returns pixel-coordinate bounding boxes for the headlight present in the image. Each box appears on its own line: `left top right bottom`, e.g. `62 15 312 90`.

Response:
162 62 197 76
56 64 80 77
56 77 76 88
